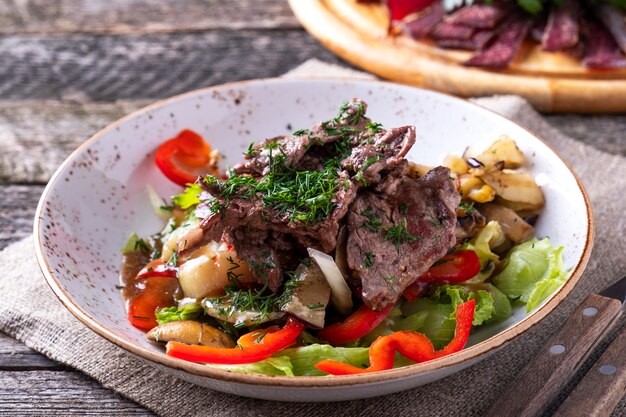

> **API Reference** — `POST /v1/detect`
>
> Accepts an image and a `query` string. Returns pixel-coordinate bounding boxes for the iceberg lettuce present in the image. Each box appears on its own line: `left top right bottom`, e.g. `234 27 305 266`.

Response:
492 238 568 312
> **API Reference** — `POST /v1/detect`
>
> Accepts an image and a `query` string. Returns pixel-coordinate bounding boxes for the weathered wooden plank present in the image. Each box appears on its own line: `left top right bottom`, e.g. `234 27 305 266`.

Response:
0 185 44 250
0 333 62 370
0 31 344 101
0 0 298 35
0 370 154 416
0 101 147 183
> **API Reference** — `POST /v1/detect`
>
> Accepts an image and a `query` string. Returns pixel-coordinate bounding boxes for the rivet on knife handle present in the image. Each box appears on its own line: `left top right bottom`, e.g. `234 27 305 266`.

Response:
484 293 623 417
553 325 626 417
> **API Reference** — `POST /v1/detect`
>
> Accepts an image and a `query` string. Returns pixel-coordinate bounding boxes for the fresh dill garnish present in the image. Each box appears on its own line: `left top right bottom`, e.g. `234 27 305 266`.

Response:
293 128 310 136
354 155 381 185
244 141 257 157
431 218 442 228
385 219 421 250
160 204 175 212
204 155 340 225
383 275 397 288
308 303 325 310
399 202 409 215
361 207 383 233
363 252 374 268
166 251 179 266
134 238 150 254
459 201 475 214
254 332 266 344
226 256 244 286
365 121 383 133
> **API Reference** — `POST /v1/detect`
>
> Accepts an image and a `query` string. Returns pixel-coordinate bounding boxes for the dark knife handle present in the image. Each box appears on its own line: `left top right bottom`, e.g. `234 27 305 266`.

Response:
553 325 626 417
484 293 623 417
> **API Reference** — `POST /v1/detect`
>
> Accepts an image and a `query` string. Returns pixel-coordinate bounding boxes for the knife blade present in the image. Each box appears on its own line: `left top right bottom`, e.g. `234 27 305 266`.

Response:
484 275 626 417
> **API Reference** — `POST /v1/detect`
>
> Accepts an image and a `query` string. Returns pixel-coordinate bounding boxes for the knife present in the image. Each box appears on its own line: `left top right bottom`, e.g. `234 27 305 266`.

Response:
485 275 626 417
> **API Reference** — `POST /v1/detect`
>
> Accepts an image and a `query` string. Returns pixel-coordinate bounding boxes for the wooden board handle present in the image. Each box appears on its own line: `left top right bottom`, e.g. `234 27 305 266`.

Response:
484 293 623 417
553 325 626 417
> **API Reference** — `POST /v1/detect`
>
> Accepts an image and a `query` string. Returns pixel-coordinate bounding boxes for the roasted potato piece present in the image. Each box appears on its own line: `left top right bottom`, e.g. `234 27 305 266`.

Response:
480 169 544 209
474 136 525 169
147 320 235 347
479 203 535 243
443 155 470 174
178 245 254 299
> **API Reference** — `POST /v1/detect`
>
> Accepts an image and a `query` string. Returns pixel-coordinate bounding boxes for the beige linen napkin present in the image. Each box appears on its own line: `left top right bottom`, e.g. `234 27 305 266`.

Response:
1 60 625 417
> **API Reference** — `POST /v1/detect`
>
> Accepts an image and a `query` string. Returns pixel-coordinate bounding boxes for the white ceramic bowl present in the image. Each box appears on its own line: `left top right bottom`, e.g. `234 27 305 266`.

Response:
35 79 593 401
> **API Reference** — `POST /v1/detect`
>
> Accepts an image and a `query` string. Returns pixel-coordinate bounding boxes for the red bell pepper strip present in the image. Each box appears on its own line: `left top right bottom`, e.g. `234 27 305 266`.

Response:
318 304 393 345
386 0 437 23
128 277 179 331
315 299 475 375
154 129 214 187
166 317 305 364
136 259 177 279
403 250 481 301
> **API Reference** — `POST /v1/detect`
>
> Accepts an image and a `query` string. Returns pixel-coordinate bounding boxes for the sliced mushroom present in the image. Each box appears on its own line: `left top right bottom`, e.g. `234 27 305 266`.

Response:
479 203 535 243
281 262 331 329
147 320 235 347
202 298 285 328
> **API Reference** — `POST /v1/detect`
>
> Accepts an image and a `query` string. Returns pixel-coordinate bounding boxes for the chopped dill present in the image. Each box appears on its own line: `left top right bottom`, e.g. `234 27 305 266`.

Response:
361 208 383 233
459 201 475 214
365 121 383 133
399 202 409 215
166 251 179 266
385 219 421 250
363 252 374 268
244 141 257 157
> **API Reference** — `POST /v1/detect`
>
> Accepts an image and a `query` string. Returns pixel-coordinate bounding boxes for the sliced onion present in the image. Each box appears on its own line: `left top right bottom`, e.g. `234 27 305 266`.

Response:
307 248 353 315
147 185 171 219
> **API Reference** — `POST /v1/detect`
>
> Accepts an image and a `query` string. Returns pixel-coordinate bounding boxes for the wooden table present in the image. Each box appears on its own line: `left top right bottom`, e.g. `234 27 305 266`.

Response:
0 1 624 415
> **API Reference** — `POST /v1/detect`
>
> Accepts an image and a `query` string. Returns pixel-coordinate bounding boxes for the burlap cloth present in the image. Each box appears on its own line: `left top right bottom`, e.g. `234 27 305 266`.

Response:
1 60 624 416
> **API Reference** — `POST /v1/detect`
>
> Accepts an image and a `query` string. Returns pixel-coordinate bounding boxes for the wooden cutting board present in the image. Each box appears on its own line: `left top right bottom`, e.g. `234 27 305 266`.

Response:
289 0 626 112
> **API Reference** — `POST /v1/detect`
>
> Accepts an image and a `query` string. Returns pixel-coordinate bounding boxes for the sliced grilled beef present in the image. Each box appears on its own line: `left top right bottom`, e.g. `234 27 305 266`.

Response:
542 0 581 51
444 4 509 29
233 99 371 177
404 3 446 38
581 18 626 69
464 13 532 68
346 167 460 310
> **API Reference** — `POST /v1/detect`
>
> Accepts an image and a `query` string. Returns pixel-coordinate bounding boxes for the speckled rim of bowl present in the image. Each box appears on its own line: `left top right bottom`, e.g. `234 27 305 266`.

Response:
34 78 594 388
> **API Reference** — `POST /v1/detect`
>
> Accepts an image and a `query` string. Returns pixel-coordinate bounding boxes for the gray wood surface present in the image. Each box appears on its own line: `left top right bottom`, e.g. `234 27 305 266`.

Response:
0 0 623 415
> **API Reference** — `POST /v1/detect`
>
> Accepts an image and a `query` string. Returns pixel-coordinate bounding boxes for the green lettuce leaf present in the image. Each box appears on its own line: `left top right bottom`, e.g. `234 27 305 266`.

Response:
211 355 294 376
155 303 203 325
172 184 202 209
432 285 496 326
462 220 503 283
401 299 456 349
210 344 370 377
492 238 568 312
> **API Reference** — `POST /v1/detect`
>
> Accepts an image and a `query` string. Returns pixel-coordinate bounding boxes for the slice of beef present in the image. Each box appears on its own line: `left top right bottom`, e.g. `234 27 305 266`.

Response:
541 0 581 51
437 29 496 50
464 13 532 68
404 3 446 39
595 4 626 55
341 126 415 186
225 228 283 292
346 167 460 310
233 99 371 177
581 18 626 69
192 170 358 255
431 22 475 41
444 4 509 29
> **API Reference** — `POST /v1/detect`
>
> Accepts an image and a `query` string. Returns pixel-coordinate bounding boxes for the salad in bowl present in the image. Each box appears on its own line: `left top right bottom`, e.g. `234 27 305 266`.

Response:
120 98 568 377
